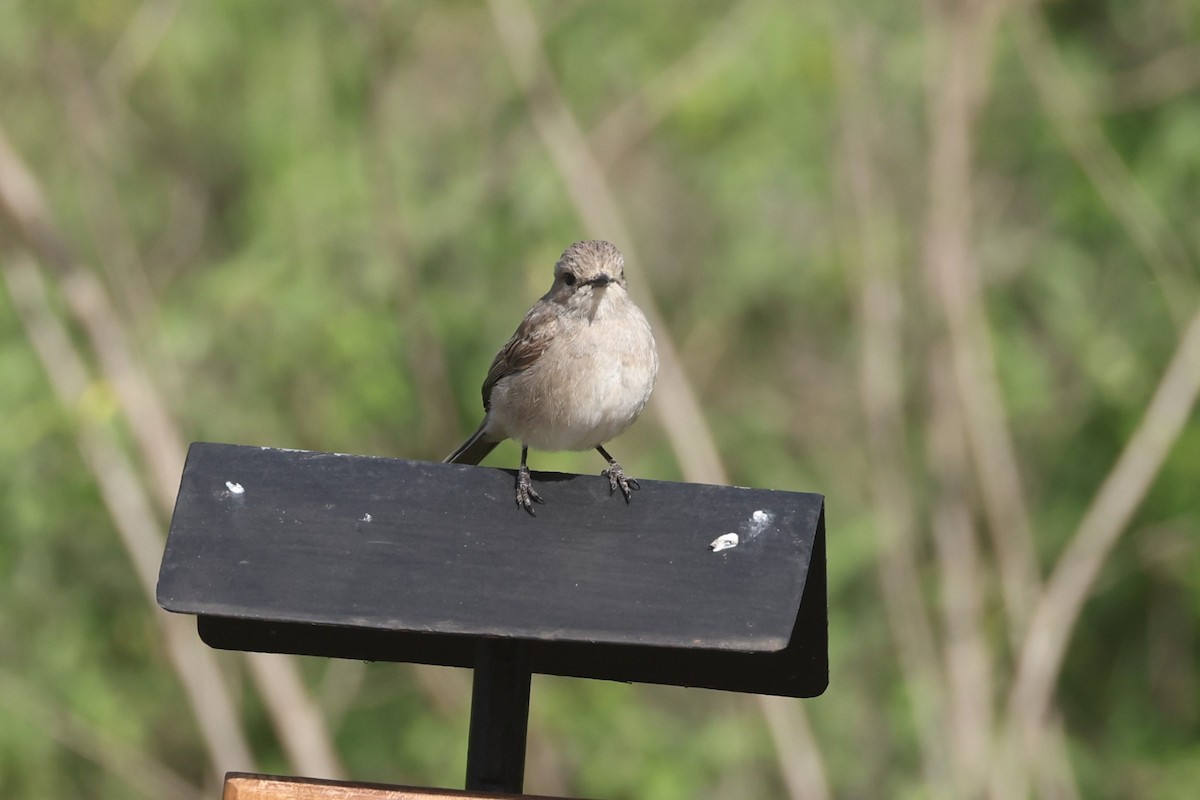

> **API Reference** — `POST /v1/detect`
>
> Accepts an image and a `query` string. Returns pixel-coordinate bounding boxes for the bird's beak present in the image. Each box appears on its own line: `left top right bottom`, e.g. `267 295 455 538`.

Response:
589 273 612 287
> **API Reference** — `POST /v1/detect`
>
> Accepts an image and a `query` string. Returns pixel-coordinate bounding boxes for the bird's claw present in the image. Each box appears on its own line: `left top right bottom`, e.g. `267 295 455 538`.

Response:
602 462 640 503
516 464 544 515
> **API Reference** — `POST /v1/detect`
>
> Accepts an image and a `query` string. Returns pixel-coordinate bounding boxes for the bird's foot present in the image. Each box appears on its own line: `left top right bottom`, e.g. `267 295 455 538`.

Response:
516 464 544 515
602 461 640 503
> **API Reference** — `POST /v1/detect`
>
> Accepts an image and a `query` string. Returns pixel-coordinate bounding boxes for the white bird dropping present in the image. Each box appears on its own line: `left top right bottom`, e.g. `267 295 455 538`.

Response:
709 532 739 552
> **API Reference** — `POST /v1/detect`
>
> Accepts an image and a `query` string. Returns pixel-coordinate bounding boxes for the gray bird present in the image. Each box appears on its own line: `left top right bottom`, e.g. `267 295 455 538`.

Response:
445 240 659 514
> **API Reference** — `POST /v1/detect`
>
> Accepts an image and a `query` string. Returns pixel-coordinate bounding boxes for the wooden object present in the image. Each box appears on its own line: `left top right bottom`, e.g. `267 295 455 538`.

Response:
222 773 579 800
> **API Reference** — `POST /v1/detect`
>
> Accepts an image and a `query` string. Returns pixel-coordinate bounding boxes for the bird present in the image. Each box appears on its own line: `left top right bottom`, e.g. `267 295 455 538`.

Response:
445 240 659 514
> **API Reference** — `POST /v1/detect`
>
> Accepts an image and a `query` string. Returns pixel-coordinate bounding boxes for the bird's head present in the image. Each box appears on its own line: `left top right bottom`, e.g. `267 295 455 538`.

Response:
549 240 627 315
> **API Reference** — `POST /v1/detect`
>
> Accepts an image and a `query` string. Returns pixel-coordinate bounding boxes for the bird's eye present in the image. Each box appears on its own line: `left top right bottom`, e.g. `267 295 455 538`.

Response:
562 272 576 286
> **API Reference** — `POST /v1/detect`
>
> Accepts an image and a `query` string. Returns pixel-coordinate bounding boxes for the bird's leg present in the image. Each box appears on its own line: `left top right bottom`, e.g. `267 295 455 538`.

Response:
596 444 640 502
516 446 544 515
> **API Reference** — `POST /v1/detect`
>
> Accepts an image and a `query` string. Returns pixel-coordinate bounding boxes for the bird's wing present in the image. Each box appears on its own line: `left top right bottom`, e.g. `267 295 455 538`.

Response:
481 302 560 409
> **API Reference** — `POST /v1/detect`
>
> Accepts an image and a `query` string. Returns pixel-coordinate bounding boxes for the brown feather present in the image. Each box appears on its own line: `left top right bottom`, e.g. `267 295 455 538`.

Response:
481 301 561 409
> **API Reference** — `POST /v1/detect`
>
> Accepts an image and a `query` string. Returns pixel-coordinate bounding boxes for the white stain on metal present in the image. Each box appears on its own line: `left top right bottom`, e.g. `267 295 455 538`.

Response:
710 509 776 552
744 509 774 540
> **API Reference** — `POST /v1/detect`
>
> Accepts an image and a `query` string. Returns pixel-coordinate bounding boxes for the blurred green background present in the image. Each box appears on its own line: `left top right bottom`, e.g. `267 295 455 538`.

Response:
2 0 1199 798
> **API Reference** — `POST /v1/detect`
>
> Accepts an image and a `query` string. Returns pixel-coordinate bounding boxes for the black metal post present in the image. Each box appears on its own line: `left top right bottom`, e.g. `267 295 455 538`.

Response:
465 638 532 793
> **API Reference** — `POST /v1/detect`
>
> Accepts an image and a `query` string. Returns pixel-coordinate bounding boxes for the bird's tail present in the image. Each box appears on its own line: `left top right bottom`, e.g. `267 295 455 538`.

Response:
444 419 500 465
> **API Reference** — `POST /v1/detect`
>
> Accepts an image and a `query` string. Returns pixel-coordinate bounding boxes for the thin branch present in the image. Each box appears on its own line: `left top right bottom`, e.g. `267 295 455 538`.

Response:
356 14 462 456
1012 9 1199 327
245 653 346 780
317 660 368 731
100 0 184 92
50 43 160 332
1007 303 1200 767
1102 43 1200 112
590 0 768 166
922 5 1082 797
0 669 205 800
758 696 833 800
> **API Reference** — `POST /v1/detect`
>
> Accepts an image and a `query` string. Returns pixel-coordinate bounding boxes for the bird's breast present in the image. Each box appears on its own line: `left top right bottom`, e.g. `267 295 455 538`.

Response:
489 304 658 452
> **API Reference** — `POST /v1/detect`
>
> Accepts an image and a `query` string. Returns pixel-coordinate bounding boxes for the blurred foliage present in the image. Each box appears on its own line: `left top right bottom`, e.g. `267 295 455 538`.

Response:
2 1 1200 799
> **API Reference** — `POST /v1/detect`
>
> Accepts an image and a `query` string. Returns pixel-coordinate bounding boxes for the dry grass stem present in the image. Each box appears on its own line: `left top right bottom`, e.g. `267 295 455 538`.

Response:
921 4 1086 796
927 356 994 796
834 21 951 790
0 127 345 780
2 254 256 780
923 0 1043 642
